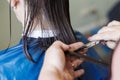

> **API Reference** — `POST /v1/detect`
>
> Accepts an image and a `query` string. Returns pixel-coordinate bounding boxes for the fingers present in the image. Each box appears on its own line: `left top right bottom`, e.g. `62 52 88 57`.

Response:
72 60 85 78
88 31 119 41
88 21 120 49
51 41 85 52
98 20 120 34
97 26 115 33
45 41 70 70
107 20 120 27
98 26 120 34
68 42 84 52
88 31 119 49
106 41 117 49
72 59 83 68
89 21 120 42
67 42 85 66
74 69 85 78
51 41 69 51
99 20 120 33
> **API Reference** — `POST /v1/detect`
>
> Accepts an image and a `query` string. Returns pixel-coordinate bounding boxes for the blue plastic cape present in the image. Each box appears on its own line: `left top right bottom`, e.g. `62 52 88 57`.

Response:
0 32 109 80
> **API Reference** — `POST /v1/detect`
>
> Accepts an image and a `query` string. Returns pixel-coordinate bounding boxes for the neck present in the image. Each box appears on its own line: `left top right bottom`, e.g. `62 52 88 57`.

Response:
28 30 56 38
22 22 56 38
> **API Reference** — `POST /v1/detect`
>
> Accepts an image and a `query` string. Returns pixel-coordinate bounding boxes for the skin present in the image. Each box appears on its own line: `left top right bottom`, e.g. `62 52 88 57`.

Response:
7 0 25 26
39 41 85 80
111 41 120 80
7 0 42 30
88 21 120 49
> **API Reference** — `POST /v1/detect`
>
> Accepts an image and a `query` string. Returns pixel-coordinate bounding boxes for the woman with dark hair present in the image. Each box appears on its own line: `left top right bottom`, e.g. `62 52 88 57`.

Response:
0 0 109 80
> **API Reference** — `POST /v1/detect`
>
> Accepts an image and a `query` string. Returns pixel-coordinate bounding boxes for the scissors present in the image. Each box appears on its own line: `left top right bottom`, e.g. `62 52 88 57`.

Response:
74 40 107 52
66 40 109 67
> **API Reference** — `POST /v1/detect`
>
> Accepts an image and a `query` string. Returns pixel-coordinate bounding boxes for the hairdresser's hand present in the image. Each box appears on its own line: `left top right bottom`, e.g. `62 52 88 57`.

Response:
88 21 120 49
111 41 120 80
39 41 85 80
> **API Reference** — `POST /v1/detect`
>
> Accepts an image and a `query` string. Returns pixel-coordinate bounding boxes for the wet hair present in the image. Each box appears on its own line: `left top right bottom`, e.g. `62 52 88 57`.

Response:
22 0 77 62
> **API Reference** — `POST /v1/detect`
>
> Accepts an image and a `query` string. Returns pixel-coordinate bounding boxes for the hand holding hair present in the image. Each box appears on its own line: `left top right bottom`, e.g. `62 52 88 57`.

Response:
39 41 85 80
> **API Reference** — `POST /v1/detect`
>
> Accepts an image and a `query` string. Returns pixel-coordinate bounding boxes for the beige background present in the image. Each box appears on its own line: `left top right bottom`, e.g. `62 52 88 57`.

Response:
0 0 119 50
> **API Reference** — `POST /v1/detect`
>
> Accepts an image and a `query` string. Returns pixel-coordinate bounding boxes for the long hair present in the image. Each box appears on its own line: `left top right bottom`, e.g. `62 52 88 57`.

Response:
23 0 77 62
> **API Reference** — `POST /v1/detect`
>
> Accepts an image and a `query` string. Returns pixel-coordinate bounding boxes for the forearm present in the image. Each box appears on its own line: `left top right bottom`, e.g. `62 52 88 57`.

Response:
111 42 120 80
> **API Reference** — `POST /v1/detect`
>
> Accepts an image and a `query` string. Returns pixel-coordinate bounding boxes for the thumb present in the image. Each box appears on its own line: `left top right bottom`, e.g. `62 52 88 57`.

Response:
106 41 117 49
52 41 70 51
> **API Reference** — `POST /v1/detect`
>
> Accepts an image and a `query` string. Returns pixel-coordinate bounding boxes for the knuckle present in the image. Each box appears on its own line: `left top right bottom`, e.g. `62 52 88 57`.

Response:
54 40 62 44
110 20 118 24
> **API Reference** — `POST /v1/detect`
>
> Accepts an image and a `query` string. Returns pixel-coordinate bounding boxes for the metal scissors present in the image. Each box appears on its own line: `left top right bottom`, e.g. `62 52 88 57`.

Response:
74 40 107 52
66 40 109 66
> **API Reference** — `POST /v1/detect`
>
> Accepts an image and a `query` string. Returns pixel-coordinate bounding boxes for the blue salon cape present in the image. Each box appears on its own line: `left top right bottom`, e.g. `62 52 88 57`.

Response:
0 32 109 80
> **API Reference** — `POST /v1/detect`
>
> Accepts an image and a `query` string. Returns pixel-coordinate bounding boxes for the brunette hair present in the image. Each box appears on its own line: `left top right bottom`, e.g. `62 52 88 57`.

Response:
12 0 77 62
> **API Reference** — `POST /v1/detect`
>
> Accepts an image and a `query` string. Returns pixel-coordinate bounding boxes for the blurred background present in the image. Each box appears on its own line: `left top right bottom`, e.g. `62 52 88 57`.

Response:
0 0 119 50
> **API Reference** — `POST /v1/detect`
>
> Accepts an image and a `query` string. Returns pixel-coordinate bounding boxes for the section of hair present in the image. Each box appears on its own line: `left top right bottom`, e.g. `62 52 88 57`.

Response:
23 0 77 62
